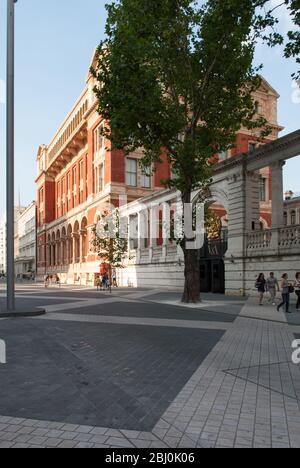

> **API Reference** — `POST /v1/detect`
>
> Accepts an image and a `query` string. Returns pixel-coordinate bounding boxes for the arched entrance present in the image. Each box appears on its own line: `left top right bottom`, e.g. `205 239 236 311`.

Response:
200 196 229 294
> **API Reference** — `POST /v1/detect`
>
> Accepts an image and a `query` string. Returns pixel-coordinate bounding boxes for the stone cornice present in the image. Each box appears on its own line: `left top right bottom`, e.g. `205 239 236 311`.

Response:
214 129 300 175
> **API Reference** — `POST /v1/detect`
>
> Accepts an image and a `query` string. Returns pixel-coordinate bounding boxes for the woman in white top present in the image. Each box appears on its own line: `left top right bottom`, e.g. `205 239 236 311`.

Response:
295 272 300 311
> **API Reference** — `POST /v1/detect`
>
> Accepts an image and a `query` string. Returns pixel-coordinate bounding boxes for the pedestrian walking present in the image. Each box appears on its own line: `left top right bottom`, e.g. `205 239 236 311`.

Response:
277 274 292 314
266 272 280 306
102 273 107 290
96 276 102 291
255 273 266 306
112 269 118 288
295 272 300 311
55 274 61 288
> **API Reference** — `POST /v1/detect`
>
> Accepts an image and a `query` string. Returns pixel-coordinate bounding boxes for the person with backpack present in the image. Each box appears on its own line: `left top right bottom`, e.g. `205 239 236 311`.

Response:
256 273 266 306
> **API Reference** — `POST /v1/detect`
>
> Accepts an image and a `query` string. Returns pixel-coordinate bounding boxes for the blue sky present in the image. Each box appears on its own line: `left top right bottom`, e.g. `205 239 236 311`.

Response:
0 0 299 217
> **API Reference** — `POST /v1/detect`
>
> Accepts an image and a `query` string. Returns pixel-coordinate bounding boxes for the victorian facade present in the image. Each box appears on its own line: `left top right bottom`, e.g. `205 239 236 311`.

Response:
36 50 283 286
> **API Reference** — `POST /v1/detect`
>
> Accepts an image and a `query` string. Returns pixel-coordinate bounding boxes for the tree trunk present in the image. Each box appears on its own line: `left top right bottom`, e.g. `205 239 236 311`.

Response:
181 189 201 304
181 247 201 303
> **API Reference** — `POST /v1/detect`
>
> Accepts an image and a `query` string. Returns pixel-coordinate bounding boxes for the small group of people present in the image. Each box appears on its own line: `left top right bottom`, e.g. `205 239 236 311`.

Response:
96 270 118 292
96 273 111 291
44 274 61 288
256 272 300 314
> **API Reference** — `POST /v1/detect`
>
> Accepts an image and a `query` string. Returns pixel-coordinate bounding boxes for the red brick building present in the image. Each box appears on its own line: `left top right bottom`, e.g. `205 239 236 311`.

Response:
36 52 282 285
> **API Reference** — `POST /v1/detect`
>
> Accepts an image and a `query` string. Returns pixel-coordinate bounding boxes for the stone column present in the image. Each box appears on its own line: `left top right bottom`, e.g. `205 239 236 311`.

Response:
149 206 157 262
271 161 285 228
80 231 87 263
46 243 50 268
271 161 285 252
72 235 76 264
227 169 260 258
137 212 143 264
162 202 170 261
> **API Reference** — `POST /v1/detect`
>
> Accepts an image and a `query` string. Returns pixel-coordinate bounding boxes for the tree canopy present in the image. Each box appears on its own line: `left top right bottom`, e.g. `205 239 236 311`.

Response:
92 0 299 302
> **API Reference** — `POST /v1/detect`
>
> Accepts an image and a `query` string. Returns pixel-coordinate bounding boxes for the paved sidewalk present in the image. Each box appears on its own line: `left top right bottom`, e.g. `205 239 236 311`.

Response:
0 288 300 448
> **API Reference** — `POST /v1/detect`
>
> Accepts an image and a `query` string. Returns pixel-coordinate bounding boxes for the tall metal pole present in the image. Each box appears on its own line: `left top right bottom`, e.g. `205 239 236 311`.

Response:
6 0 16 312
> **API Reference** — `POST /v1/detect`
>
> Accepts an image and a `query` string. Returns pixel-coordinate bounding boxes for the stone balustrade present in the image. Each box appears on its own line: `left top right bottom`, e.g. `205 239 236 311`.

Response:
279 225 300 248
246 225 300 256
246 230 272 250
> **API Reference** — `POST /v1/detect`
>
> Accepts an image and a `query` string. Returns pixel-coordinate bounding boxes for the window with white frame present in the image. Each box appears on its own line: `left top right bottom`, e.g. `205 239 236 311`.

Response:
94 164 104 193
94 123 105 156
79 160 84 204
259 177 267 202
126 158 137 187
141 166 151 188
67 173 71 211
73 167 77 207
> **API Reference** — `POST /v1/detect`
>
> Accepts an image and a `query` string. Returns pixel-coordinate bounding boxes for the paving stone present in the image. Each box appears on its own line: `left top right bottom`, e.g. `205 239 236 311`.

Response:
45 438 62 448
74 433 93 443
61 431 78 440
58 440 78 448
90 427 108 436
106 437 134 448
75 442 95 448
90 435 109 444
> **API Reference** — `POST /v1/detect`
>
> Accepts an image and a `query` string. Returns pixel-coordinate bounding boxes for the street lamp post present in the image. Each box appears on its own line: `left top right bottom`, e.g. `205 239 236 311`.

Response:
1 0 45 318
6 0 16 312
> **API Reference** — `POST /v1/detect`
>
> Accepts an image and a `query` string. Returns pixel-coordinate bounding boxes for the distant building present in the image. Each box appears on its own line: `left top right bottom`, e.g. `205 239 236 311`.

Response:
284 191 300 226
0 207 27 275
15 202 36 278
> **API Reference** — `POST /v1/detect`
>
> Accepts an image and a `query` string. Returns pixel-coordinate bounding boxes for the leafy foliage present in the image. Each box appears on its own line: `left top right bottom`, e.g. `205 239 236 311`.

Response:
93 0 277 200
92 0 298 301
205 206 223 240
92 209 128 269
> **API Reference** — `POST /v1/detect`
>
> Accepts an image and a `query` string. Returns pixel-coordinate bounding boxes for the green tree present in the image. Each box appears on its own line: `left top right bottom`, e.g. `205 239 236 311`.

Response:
92 0 294 303
93 209 128 276
284 0 300 79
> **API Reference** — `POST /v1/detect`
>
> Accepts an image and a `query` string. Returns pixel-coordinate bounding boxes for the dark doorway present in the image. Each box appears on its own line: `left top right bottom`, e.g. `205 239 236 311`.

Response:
199 232 227 294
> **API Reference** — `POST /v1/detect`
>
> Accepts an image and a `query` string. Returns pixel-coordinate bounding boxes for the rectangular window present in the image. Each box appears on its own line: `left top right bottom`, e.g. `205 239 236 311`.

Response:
126 158 137 187
79 160 84 204
73 167 77 207
99 164 104 192
94 123 105 155
141 166 151 188
57 181 61 217
259 177 266 202
62 178 66 214
249 143 257 152
67 173 71 211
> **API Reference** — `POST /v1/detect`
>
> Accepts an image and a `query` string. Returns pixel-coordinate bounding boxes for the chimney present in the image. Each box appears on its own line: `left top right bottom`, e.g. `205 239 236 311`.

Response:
285 190 294 201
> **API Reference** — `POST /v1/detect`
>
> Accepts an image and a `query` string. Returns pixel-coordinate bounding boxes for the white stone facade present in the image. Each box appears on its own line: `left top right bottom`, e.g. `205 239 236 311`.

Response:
116 130 300 296
15 202 37 277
